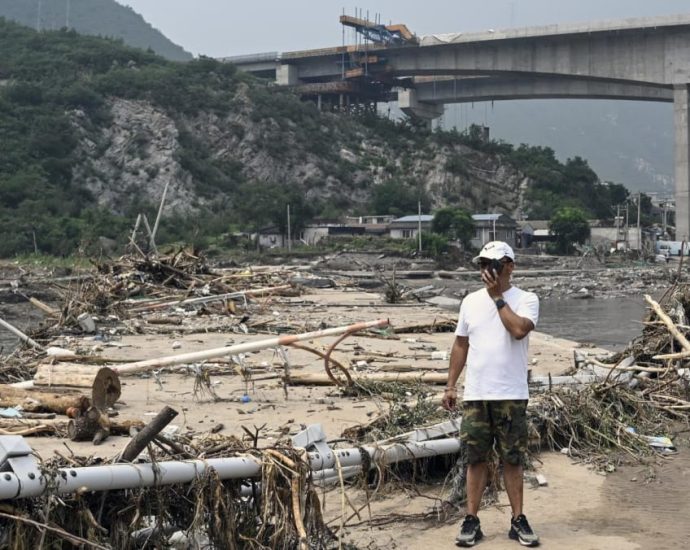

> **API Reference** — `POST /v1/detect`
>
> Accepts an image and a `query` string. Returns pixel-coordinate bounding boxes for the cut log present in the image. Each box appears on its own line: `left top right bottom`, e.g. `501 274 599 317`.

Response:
92 368 122 409
287 372 449 386
0 385 89 414
67 406 110 444
33 365 121 408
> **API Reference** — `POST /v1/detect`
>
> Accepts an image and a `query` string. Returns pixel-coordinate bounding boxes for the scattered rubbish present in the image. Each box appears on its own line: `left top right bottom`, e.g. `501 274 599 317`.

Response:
77 313 96 333
625 427 677 453
0 407 22 419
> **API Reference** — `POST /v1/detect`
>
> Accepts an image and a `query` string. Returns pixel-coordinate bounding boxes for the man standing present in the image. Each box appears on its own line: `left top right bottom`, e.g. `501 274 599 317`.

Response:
442 241 540 547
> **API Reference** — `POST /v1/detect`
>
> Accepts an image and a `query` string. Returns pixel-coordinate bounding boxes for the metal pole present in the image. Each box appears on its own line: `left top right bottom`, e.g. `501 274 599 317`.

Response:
0 435 459 500
113 318 389 375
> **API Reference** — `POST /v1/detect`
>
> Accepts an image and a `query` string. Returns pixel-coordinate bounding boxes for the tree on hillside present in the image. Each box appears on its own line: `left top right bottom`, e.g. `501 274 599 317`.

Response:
432 207 474 248
549 207 590 254
369 180 430 217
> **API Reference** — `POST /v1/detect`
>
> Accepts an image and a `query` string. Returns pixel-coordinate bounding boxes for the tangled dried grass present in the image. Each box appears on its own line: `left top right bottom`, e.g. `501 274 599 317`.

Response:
0 443 334 550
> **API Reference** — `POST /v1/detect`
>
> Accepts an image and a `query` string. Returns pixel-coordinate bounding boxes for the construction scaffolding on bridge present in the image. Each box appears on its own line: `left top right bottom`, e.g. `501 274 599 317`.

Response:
295 12 419 115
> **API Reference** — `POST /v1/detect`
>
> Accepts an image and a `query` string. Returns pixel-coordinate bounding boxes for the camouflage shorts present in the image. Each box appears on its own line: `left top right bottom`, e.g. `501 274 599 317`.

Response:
460 400 528 465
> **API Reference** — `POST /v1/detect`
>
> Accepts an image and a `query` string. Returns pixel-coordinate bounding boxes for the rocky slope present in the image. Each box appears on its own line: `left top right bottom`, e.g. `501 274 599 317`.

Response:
73 89 527 220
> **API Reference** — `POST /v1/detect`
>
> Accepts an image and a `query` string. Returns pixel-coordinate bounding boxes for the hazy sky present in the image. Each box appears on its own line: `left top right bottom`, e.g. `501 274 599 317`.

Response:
116 0 690 57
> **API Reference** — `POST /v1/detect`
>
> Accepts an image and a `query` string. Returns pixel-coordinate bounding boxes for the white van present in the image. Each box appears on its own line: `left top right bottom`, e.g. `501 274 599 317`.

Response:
656 240 690 256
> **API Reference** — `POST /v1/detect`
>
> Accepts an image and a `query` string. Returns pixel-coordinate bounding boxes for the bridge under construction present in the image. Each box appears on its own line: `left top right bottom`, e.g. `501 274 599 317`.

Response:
224 13 690 239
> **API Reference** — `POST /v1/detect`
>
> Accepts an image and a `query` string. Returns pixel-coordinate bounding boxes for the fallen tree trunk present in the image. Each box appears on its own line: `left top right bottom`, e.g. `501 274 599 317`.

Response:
114 318 390 375
0 386 89 414
287 371 448 386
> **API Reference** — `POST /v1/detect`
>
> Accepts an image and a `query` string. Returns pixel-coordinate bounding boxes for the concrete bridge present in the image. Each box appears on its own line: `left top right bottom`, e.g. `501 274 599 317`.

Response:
225 15 690 239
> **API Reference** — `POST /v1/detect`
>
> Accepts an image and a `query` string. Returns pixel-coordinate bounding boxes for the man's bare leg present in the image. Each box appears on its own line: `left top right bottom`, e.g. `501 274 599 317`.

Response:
503 462 523 517
466 462 488 516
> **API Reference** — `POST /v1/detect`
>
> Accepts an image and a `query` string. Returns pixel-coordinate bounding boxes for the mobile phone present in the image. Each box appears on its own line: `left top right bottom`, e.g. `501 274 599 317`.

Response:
490 259 503 274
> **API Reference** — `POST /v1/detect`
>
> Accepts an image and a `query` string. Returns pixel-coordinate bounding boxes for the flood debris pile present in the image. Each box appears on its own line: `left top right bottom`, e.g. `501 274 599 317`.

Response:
4 252 690 547
45 249 299 332
527 285 690 469
0 442 333 550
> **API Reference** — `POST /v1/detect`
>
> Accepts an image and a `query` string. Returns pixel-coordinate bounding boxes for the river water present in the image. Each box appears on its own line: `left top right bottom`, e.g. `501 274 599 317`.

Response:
538 296 647 351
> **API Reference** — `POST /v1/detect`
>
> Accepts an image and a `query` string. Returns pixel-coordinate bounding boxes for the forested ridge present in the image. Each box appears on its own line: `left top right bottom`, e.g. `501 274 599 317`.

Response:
0 0 192 60
0 18 642 257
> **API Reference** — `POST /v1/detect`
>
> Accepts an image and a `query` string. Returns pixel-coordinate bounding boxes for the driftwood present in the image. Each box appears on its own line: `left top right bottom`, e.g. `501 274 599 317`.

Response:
33 364 121 408
0 385 89 414
0 420 60 436
287 372 448 386
645 294 690 354
0 316 43 349
27 296 59 317
0 417 144 437
120 406 178 462
127 285 293 314
393 319 456 333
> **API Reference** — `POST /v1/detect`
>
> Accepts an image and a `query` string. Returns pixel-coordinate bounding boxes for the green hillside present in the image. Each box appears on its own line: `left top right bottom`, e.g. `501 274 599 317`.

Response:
0 0 192 60
0 19 637 258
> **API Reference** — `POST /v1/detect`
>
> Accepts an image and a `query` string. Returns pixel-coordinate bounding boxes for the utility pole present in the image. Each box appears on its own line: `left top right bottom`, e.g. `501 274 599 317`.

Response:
417 201 422 253
637 192 642 251
662 202 668 237
36 0 42 31
66 0 71 28
286 204 292 252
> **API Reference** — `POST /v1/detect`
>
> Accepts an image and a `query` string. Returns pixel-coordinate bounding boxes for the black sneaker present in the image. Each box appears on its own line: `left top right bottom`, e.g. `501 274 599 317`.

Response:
509 514 540 547
456 514 483 547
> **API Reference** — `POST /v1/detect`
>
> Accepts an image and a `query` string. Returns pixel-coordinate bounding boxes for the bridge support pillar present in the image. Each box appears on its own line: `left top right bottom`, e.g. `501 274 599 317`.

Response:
276 64 299 86
398 89 444 122
675 85 690 241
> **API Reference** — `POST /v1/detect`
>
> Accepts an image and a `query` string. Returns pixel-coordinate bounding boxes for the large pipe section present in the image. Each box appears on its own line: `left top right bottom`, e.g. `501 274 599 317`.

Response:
0 436 460 500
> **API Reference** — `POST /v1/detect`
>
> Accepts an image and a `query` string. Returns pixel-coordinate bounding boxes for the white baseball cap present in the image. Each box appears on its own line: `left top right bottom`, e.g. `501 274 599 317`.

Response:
472 241 515 264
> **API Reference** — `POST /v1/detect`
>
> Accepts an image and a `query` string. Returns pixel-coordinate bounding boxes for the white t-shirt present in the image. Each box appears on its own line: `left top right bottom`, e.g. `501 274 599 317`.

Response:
455 286 539 401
